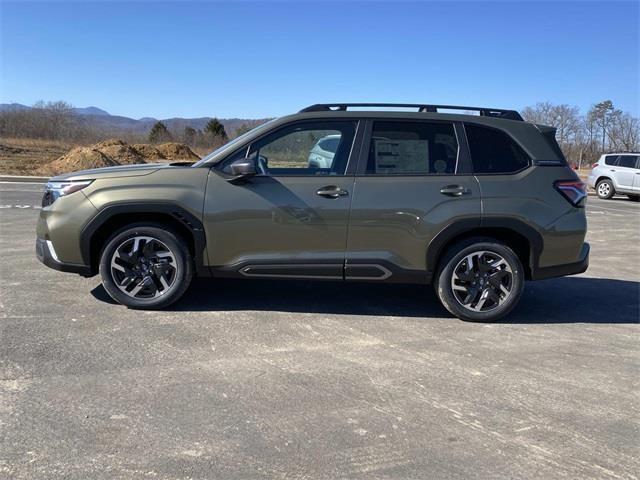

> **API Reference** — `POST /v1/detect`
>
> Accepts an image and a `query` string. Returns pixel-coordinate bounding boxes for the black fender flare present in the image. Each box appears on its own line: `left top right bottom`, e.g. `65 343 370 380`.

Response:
80 202 208 276
425 217 543 279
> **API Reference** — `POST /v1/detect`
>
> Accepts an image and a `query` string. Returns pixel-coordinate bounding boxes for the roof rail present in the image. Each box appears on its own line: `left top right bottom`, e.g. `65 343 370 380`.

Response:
299 103 524 121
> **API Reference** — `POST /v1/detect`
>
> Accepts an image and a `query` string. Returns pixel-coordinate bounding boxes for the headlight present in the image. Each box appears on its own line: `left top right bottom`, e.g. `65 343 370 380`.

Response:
42 180 93 206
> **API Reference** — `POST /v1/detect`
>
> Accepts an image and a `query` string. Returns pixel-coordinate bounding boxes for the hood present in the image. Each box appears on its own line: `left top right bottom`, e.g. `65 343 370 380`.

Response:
49 162 193 182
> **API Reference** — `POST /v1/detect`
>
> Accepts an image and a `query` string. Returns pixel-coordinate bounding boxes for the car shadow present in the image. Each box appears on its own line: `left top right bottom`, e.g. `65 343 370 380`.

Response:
91 276 639 324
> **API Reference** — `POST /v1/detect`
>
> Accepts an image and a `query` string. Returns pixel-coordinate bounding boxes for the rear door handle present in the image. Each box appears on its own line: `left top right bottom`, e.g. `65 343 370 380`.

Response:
316 185 349 198
440 185 470 197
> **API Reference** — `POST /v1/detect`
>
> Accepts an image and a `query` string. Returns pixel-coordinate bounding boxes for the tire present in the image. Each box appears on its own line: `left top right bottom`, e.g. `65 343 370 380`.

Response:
627 195 640 202
596 179 615 199
435 238 525 322
99 224 193 309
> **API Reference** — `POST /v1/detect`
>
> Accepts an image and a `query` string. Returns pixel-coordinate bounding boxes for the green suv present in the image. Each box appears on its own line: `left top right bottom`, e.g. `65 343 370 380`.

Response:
36 103 589 321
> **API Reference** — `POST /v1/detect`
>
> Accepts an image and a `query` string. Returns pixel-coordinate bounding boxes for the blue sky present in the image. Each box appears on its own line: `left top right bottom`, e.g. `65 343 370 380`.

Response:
1 1 638 119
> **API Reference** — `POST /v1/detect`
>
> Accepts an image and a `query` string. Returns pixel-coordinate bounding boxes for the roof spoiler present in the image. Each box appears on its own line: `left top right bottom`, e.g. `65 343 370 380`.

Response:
300 103 524 121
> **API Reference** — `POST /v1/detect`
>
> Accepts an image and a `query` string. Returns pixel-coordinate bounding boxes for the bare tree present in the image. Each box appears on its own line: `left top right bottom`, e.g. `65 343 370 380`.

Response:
522 102 582 162
607 112 640 152
588 100 616 153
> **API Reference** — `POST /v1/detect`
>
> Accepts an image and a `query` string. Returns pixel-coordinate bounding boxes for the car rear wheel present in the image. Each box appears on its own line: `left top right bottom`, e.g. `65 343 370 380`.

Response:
596 179 615 199
435 238 524 322
99 225 193 309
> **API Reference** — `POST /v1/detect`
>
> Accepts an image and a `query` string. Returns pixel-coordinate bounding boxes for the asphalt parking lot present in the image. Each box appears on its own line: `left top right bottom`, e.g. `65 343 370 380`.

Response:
1 182 638 479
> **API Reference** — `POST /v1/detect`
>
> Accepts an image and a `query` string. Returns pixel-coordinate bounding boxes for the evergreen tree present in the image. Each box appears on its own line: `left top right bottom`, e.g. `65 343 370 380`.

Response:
148 121 171 143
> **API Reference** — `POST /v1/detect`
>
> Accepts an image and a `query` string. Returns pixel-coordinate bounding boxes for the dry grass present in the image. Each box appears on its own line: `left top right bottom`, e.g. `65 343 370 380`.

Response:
0 138 200 176
0 138 73 175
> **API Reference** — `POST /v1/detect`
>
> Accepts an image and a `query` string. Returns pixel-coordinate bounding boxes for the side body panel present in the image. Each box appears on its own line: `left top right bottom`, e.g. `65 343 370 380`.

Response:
611 158 639 193
345 175 481 281
79 168 209 265
203 171 354 274
477 166 587 268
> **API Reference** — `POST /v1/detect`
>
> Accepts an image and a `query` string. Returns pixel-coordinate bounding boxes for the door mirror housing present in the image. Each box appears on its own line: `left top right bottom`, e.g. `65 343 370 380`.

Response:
229 157 257 177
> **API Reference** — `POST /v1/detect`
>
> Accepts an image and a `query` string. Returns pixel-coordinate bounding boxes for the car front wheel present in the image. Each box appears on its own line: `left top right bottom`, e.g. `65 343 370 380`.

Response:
99 225 193 309
435 239 524 322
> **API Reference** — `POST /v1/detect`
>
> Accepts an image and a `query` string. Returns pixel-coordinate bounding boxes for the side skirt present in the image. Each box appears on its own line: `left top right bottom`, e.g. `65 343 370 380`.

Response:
209 260 430 284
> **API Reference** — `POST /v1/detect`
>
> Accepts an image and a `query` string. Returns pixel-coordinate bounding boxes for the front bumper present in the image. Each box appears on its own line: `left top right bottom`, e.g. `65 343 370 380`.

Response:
531 242 589 280
36 237 93 276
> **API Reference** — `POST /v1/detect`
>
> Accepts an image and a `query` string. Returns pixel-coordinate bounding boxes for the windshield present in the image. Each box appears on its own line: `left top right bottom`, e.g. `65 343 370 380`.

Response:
192 119 276 167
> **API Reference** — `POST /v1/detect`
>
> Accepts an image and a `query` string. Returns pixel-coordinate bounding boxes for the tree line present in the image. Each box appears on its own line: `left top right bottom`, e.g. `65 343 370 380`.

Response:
1 99 637 166
0 101 87 142
521 100 639 167
147 119 253 149
0 101 255 148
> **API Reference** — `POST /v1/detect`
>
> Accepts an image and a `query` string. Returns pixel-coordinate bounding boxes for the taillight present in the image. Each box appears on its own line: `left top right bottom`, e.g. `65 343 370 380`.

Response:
554 180 587 207
591 163 598 169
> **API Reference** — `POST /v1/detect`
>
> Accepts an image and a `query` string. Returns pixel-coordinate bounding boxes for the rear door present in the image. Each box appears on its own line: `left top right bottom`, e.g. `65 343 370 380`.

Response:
614 155 639 191
203 119 360 279
345 119 481 281
632 156 640 192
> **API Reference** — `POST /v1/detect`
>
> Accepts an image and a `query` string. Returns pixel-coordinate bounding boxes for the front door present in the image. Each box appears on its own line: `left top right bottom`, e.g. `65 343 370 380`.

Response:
203 120 360 279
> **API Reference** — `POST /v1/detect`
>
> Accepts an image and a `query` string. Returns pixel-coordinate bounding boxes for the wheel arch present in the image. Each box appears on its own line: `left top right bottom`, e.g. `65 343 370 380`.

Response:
595 176 614 188
427 219 543 281
80 203 208 276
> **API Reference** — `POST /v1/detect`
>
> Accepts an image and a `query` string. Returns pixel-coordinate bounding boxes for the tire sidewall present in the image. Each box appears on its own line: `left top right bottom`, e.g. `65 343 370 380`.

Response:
99 224 193 309
436 239 524 322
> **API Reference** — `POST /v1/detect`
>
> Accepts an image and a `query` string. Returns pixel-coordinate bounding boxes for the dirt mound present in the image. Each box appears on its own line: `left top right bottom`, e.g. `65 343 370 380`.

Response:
155 143 200 161
132 144 166 162
38 147 117 176
98 143 145 165
93 139 127 148
38 140 201 176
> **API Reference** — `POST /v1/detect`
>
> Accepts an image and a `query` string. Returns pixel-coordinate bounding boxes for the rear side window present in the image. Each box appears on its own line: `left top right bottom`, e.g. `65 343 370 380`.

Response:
604 155 619 166
465 124 530 174
365 121 458 174
618 155 639 168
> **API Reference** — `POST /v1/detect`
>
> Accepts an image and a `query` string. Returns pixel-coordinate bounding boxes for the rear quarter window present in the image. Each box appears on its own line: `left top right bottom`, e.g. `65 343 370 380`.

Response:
465 124 530 174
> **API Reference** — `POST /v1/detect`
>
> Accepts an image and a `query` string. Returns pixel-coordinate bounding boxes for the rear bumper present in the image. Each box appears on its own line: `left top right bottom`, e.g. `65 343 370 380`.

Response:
531 242 589 280
36 237 93 276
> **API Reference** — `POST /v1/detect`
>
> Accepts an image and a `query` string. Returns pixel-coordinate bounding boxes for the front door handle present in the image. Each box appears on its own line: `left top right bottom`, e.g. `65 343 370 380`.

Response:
440 185 470 197
316 186 349 198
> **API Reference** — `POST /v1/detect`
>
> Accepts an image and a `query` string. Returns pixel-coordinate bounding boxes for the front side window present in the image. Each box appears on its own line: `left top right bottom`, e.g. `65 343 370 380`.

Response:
465 124 530 174
249 121 356 175
365 121 458 174
617 155 639 169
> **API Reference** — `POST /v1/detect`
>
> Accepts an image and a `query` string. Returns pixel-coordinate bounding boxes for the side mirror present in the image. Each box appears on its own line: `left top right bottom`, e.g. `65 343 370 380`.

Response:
229 157 257 177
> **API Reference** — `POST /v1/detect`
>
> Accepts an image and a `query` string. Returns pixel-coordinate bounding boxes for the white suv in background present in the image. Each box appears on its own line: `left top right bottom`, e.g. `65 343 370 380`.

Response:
307 134 340 168
587 153 640 200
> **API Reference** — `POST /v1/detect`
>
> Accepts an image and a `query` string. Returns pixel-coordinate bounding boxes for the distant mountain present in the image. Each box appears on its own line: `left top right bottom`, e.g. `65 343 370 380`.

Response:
0 103 31 112
72 106 110 116
0 103 267 135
